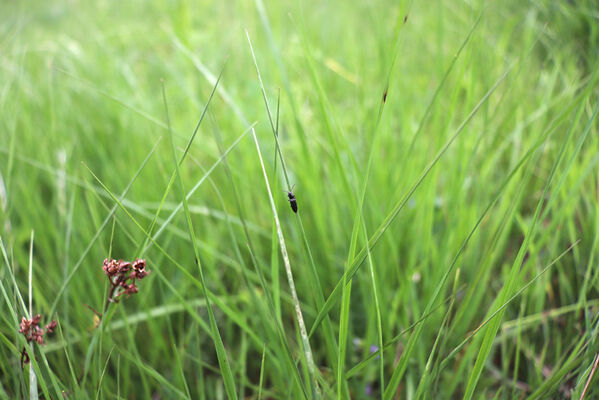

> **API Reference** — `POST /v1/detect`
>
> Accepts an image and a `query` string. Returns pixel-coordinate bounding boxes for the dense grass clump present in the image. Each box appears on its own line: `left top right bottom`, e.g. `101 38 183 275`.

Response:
1 0 599 398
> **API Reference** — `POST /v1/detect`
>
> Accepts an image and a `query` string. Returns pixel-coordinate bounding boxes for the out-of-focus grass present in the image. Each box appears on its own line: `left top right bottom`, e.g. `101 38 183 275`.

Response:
1 0 598 398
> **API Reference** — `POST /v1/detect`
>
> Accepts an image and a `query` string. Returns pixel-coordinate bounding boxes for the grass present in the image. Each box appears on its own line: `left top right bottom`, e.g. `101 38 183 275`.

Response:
1 0 599 398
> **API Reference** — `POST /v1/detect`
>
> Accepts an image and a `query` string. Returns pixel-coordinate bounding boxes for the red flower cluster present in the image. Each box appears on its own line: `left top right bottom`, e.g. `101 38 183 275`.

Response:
19 315 56 345
19 314 56 364
102 258 150 302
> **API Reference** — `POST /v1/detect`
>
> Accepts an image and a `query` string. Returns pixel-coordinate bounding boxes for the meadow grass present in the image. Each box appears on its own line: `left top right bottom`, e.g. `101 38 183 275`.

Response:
1 0 599 398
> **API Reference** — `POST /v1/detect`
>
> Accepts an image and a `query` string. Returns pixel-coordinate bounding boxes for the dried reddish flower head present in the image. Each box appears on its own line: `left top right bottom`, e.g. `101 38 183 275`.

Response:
103 258 150 302
102 258 120 276
45 320 57 334
18 314 56 365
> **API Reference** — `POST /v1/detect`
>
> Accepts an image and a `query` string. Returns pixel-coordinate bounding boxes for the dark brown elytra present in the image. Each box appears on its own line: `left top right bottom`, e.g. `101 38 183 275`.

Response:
287 187 298 213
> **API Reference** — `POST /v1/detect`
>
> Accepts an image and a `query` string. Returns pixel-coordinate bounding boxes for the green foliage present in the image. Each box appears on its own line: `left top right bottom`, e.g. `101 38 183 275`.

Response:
1 0 598 398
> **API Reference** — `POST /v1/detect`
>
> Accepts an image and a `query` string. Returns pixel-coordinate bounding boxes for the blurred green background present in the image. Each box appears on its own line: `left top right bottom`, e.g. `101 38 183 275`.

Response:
1 0 599 398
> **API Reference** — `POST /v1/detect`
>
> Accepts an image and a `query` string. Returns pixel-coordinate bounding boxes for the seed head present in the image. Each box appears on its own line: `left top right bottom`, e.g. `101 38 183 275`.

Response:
18 314 56 363
103 257 150 302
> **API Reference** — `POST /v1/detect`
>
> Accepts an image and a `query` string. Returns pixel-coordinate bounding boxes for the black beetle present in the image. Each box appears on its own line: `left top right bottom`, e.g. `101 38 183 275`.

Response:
287 187 298 213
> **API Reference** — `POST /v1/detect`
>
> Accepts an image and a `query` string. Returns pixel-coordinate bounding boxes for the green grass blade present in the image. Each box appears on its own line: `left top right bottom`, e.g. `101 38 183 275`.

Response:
462 102 598 400
251 127 318 398
310 60 516 340
162 82 238 400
